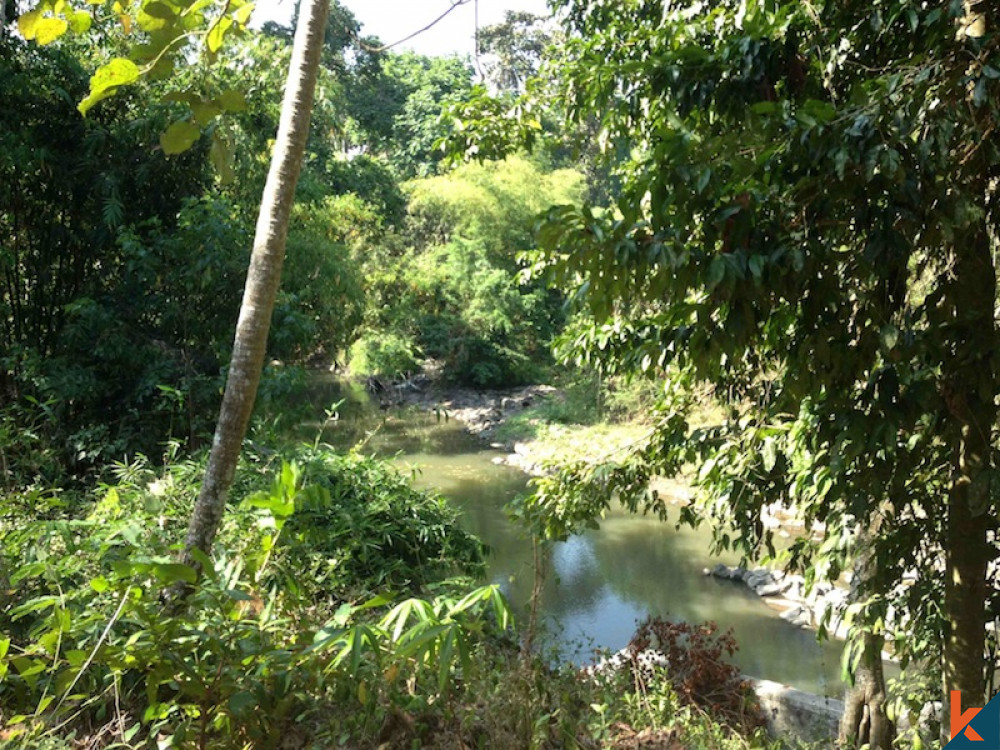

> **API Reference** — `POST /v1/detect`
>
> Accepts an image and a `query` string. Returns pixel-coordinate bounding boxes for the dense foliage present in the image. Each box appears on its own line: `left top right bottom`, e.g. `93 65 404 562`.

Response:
13 0 994 745
0 0 586 483
472 0 1000 736
354 157 585 386
0 444 502 747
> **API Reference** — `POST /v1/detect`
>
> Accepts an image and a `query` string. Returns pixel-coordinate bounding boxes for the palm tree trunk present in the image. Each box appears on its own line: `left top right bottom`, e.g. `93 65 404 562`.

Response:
181 0 330 569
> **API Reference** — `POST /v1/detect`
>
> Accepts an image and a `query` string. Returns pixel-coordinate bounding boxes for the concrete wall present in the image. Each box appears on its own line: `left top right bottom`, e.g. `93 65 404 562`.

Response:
749 677 844 744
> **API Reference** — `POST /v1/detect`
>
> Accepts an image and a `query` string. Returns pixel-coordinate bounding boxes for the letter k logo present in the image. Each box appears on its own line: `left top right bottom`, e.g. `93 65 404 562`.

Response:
952 691 985 742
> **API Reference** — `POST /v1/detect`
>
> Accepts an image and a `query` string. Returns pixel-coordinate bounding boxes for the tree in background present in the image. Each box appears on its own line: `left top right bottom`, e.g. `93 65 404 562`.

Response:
2 0 383 479
358 52 474 178
0 37 222 471
477 11 552 94
353 156 585 387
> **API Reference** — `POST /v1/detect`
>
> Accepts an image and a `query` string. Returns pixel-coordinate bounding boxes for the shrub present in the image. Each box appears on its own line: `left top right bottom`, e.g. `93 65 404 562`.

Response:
0 448 499 748
348 331 420 380
240 448 486 603
611 617 767 737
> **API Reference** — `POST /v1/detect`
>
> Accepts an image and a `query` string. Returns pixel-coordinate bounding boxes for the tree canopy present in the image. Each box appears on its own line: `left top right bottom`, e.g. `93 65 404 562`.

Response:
498 0 1000 722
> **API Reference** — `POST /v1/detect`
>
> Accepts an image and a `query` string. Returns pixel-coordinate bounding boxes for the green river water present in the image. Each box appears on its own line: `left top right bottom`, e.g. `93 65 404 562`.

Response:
308 377 846 697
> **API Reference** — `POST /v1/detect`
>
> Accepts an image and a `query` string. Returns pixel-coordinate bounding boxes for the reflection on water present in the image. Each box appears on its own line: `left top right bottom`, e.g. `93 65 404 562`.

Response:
309 375 845 696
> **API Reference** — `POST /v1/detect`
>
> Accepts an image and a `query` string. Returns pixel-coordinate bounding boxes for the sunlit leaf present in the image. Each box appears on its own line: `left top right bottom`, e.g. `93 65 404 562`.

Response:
210 133 235 184
17 9 44 39
232 2 254 25
160 120 201 155
79 58 142 115
34 16 69 44
68 9 92 33
206 16 233 53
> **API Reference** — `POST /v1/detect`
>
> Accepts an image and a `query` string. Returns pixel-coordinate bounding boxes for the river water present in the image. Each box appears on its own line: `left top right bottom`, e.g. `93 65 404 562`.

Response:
308 379 845 697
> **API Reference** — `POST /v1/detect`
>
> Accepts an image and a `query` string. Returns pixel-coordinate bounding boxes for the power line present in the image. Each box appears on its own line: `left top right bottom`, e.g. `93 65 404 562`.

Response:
362 0 472 53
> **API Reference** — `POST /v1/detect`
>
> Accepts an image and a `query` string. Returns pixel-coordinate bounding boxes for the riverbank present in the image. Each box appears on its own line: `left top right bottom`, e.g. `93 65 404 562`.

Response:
377 371 661 475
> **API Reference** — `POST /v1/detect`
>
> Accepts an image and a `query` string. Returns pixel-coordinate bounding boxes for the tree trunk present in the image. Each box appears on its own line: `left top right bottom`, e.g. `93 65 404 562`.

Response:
181 0 330 570
839 514 894 748
839 631 892 748
941 223 996 714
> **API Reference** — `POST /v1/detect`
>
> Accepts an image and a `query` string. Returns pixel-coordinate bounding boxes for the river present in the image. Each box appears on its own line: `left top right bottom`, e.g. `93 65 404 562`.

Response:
306 378 845 697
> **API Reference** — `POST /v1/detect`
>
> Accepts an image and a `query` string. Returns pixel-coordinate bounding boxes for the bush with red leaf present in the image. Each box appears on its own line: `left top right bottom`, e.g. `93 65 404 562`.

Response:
622 617 766 735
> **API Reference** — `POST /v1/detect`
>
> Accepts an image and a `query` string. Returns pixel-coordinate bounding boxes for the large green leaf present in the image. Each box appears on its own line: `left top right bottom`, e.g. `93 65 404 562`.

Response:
160 120 201 155
78 58 142 115
19 10 70 45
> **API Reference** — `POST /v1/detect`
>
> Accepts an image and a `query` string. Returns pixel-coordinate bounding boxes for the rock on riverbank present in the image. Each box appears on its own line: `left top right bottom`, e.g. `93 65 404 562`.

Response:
705 564 850 638
392 380 558 438
369 370 562 472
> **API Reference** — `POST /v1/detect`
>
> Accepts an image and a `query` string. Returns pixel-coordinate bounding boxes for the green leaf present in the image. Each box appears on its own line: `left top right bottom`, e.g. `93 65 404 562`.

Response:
218 89 247 112
151 562 197 584
64 649 86 667
243 491 294 518
750 101 777 115
0 638 10 660
89 576 110 593
696 168 711 194
437 627 456 692
34 16 69 45
762 438 777 472
879 324 899 350
162 90 197 104
191 101 222 126
142 1 177 19
10 595 59 620
160 120 201 155
706 256 726 291
188 547 216 580
137 6 174 31
801 99 836 123
232 2 255 25
354 592 393 614
228 690 255 718
113 560 151 578
206 16 233 54
79 58 142 115
68 10 92 33
11 561 46 584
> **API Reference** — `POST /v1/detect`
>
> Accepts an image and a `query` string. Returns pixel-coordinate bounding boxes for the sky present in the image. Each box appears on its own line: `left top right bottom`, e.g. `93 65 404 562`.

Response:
254 0 552 58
